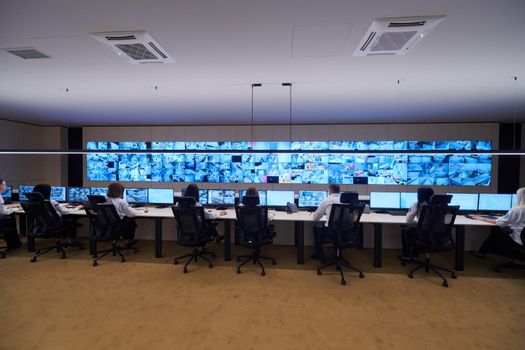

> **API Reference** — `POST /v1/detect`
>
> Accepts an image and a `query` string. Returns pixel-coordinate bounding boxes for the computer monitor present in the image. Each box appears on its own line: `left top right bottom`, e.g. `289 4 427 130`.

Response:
181 188 208 205
369 192 401 209
50 186 66 202
148 188 174 205
1 186 12 201
266 190 295 207
124 188 148 203
18 185 35 201
298 191 327 208
67 187 91 202
512 194 518 207
240 190 267 206
90 187 107 196
208 189 235 206
446 193 479 211
400 192 418 209
478 194 512 212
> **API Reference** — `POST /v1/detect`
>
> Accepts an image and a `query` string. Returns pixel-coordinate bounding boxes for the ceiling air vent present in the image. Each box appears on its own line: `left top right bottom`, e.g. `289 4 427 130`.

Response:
6 48 50 59
90 31 175 64
353 15 445 56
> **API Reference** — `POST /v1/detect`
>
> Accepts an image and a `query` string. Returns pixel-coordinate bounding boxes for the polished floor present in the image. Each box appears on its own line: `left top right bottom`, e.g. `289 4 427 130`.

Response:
1 240 524 350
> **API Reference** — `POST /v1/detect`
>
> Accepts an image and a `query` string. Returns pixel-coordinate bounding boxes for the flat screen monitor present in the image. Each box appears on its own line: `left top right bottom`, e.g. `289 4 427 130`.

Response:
18 185 35 201
370 192 400 209
266 190 295 207
240 190 267 206
512 194 518 208
400 192 418 209
478 194 512 212
446 193 479 211
148 188 174 205
67 187 91 202
181 188 208 205
90 187 107 196
208 189 235 206
50 186 66 202
298 191 328 207
1 186 12 201
124 188 148 203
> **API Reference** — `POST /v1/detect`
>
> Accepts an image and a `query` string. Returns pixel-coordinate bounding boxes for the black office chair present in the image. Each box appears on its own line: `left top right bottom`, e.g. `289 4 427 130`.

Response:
171 197 216 273
407 197 459 287
83 203 137 266
316 203 365 285
494 228 525 273
21 192 78 262
235 198 276 276
87 195 106 204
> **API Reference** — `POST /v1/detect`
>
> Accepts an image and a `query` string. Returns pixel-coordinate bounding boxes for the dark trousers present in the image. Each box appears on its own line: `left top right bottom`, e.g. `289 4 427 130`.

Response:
313 224 329 258
478 228 522 256
400 226 419 258
0 214 22 250
121 217 137 240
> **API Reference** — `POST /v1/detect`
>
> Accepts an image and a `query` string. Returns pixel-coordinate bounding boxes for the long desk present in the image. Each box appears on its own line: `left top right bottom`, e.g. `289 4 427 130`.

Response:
9 204 494 271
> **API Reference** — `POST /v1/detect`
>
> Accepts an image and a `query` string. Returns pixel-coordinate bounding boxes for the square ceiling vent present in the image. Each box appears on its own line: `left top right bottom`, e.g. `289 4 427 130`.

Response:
6 48 50 59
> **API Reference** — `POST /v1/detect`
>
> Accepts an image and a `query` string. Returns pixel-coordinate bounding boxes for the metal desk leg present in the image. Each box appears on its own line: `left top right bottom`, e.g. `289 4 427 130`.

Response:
224 220 232 261
88 221 97 256
19 213 27 236
155 218 163 258
27 235 35 252
358 224 364 249
455 226 465 271
295 221 305 264
373 223 383 267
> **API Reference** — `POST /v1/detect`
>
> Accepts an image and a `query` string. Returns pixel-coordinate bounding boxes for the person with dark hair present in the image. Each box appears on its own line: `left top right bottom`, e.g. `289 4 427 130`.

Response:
400 186 434 261
241 187 275 221
32 184 82 216
182 183 226 219
106 182 148 246
310 184 342 261
0 178 22 250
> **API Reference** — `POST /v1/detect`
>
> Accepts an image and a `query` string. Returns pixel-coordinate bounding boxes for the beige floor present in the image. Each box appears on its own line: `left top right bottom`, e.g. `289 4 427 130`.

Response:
1 240 524 350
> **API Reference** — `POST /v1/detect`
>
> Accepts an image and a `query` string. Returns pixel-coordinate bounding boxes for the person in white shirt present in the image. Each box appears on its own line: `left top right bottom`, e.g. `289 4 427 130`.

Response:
400 187 434 261
311 184 341 261
0 178 22 250
106 182 148 246
471 187 525 258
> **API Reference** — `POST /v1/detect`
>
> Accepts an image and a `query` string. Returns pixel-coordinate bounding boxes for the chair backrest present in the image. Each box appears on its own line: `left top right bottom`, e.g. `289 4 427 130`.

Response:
235 205 269 246
417 203 459 250
171 205 206 245
87 195 107 204
20 199 63 236
327 203 364 247
242 195 260 207
83 203 122 240
340 192 359 204
177 196 197 208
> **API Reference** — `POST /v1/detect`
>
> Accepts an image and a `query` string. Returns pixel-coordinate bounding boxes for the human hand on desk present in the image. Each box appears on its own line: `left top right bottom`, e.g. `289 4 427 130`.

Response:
218 210 226 216
469 215 497 225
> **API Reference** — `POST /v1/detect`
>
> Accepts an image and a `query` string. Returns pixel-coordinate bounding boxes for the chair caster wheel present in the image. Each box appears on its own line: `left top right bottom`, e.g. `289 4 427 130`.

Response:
451 273 457 279
121 259 126 263
359 272 365 278
494 267 500 273
134 248 138 253
272 260 276 265
30 257 37 263
236 257 241 262
236 268 241 274
183 268 188 273
208 264 213 269
93 261 98 267
341 279 346 285
316 270 322 275
211 253 216 258
408 273 413 279
174 260 179 265
261 271 266 276
442 281 448 288
0 254 6 259
60 255 66 259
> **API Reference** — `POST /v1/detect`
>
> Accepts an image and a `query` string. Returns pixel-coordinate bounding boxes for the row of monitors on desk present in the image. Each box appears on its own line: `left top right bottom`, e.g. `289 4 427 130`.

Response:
370 192 518 212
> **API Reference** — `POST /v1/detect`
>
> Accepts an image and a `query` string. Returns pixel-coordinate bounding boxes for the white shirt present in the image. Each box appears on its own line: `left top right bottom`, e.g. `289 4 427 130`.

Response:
0 195 14 216
50 200 76 217
406 203 419 223
496 206 525 246
312 193 340 226
106 197 141 219
175 202 219 220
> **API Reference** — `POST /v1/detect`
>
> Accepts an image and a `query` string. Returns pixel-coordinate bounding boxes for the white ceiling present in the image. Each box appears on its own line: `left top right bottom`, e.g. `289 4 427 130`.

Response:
0 0 524 126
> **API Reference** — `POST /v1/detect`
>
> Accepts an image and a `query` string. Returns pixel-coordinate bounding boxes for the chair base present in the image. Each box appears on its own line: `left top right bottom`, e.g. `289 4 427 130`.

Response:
174 247 216 273
494 260 525 273
236 249 276 276
92 240 136 266
317 252 364 285
30 239 66 262
407 255 457 288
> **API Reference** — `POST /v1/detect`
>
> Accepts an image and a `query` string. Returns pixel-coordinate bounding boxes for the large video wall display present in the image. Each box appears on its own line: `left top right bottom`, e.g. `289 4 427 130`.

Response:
86 141 492 186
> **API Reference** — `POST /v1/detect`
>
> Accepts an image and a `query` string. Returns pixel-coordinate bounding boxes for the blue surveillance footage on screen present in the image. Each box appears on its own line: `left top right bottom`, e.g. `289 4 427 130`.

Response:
68 187 91 202
124 188 148 203
86 140 492 186
298 191 327 207
240 189 267 205
90 187 107 196
1 186 12 200
18 186 35 201
208 190 235 205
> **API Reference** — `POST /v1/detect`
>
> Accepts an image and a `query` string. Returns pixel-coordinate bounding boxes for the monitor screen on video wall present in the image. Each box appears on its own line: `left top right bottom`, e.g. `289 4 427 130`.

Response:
86 140 492 186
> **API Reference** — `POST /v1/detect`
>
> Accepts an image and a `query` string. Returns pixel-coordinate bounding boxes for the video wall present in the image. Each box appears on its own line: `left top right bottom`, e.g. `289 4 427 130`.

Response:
86 140 492 186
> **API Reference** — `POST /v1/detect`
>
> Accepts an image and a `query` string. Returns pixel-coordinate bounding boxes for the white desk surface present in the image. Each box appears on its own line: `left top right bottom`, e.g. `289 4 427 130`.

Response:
8 203 495 226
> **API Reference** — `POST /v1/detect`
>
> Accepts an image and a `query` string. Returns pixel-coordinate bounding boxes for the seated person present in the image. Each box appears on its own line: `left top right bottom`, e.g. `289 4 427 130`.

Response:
400 187 434 261
0 178 22 250
470 187 525 259
106 182 148 246
242 187 275 221
311 184 341 261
